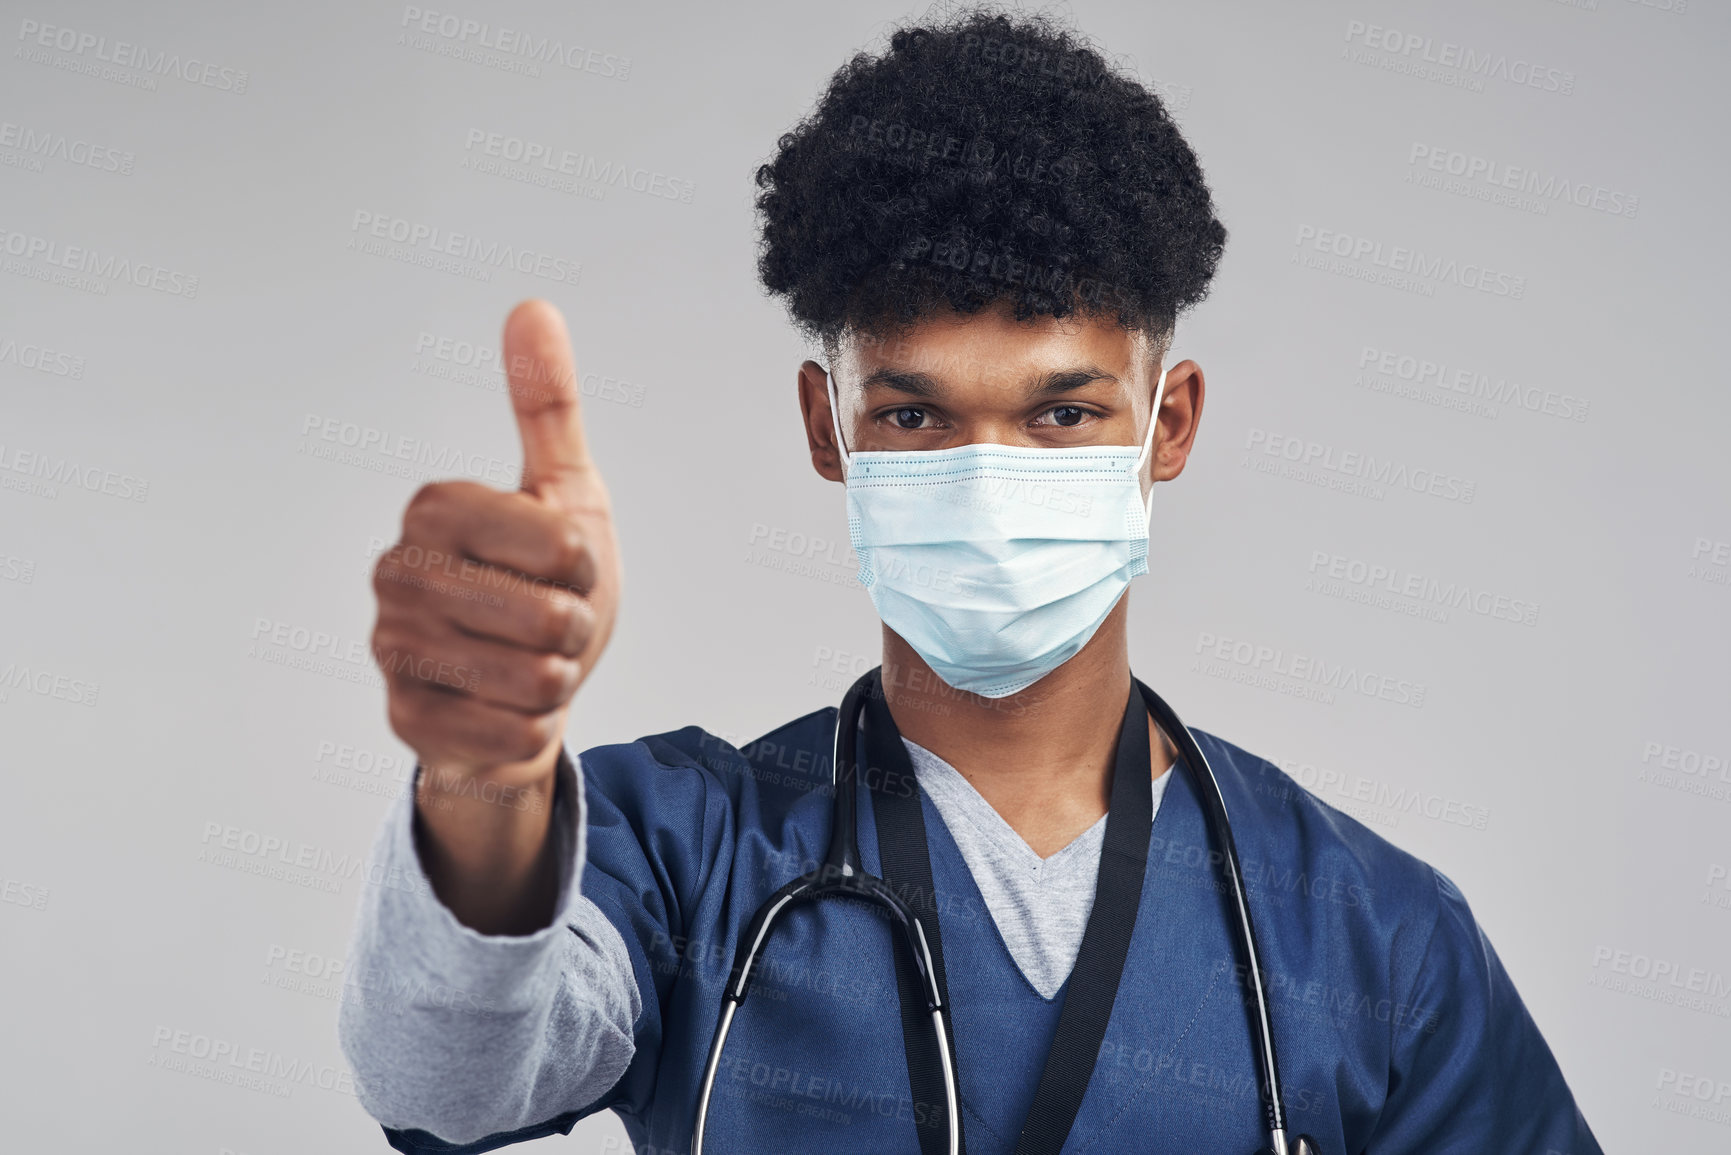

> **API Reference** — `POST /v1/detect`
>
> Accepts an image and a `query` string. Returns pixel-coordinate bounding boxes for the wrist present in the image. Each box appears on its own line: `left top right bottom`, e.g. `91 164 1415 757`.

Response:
411 743 566 934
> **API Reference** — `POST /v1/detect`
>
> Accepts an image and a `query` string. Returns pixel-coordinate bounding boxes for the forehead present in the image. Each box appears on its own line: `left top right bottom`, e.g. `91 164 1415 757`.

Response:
836 305 1149 390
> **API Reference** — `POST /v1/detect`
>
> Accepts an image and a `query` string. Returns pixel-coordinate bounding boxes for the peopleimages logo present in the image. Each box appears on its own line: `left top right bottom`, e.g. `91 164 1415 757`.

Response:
147 1026 353 1096
15 18 250 92
1294 225 1527 300
0 119 135 174
1653 1068 1731 1129
1243 427 1477 504
398 6 631 79
298 411 520 487
1689 536 1730 588
1270 756 1490 832
411 331 647 408
1305 550 1540 628
0 226 200 298
0 660 100 707
1407 143 1637 219
0 334 85 379
1341 19 1575 95
0 442 150 502
1193 630 1427 709
462 129 694 204
348 211 581 285
1356 345 1590 423
1590 947 1731 1000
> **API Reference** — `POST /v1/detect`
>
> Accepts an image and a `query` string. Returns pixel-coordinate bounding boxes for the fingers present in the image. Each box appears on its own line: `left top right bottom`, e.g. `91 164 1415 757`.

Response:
371 476 603 776
503 299 592 502
372 614 581 714
386 681 567 772
442 567 596 656
370 301 618 785
373 548 597 657
398 481 597 592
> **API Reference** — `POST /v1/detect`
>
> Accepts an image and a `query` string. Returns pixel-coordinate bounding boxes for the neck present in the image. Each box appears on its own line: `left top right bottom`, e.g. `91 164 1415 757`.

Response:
879 597 1174 857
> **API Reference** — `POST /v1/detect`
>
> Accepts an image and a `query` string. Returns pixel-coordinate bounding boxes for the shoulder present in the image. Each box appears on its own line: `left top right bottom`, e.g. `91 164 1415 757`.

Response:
571 707 839 919
1186 726 1462 988
1190 726 1448 905
576 705 840 816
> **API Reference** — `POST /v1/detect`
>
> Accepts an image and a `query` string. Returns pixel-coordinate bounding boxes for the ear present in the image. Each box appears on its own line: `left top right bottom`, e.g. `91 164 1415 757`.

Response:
797 359 846 483
1149 359 1205 485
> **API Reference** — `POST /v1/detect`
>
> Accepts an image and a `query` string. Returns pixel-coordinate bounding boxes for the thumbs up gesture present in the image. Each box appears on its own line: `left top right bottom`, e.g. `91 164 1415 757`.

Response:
371 300 620 790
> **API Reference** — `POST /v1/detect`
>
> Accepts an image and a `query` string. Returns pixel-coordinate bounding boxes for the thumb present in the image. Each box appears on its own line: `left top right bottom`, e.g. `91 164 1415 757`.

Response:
502 299 592 503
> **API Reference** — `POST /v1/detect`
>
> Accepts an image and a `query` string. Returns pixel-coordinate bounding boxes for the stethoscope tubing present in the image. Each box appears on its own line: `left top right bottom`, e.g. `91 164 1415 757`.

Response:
692 674 961 1155
1135 681 1295 1153
691 674 1305 1155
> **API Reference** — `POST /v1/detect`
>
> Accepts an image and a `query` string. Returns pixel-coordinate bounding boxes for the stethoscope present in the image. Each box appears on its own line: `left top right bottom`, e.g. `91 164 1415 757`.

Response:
692 669 1319 1155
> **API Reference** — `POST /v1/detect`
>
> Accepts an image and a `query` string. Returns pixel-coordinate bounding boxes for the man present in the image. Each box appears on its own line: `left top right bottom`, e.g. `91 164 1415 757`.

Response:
340 10 1601 1153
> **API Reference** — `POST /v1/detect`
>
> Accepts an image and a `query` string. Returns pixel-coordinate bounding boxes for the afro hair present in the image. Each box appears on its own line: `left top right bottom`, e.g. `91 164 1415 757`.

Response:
754 6 1227 353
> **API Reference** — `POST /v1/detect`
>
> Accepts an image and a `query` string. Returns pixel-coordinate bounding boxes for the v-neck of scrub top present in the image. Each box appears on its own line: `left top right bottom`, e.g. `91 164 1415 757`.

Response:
901 736 1175 1000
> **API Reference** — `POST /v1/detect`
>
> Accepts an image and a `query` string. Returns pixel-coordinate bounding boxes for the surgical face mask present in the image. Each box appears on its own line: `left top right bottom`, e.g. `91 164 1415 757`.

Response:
827 366 1167 698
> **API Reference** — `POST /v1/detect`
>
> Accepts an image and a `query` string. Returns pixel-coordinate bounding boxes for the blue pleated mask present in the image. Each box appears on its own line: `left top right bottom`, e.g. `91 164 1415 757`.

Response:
826 366 1166 698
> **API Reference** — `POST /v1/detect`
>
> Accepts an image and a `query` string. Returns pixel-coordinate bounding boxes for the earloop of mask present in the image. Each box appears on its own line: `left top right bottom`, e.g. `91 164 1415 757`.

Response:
1136 366 1169 523
825 370 853 471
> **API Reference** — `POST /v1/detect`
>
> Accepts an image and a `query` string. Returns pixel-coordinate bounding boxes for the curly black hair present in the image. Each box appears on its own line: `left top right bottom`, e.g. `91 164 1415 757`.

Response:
754 6 1227 354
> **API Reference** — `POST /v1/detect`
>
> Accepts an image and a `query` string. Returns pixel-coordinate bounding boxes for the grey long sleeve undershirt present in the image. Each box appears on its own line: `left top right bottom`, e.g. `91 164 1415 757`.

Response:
337 752 639 1146
338 741 1159 1143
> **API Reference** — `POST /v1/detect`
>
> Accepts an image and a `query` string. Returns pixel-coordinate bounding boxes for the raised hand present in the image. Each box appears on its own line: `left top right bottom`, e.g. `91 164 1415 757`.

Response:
371 299 621 794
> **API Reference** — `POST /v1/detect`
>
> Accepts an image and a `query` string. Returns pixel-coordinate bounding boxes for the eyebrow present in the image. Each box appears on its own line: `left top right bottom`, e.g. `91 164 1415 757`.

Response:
860 364 1120 400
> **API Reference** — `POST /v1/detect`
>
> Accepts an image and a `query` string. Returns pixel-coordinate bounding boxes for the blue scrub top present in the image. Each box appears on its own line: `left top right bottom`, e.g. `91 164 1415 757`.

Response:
385 704 1602 1155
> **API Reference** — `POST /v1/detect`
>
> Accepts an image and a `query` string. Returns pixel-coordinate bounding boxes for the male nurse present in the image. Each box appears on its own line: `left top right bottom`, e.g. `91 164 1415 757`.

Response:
340 10 1602 1154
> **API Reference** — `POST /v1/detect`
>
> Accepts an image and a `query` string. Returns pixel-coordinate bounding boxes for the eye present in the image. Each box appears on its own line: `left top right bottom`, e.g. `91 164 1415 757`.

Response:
1035 405 1093 428
892 407 929 429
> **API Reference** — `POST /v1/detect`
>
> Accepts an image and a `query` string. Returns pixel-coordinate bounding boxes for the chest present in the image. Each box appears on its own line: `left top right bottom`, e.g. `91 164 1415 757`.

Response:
638 778 1370 1154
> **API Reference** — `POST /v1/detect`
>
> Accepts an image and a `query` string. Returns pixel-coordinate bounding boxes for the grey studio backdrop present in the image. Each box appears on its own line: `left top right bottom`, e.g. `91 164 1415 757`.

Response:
1 0 1726 1151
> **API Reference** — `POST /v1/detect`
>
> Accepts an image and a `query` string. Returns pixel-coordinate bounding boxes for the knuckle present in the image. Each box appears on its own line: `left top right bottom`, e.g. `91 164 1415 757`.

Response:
507 729 546 765
403 481 462 537
548 522 588 582
481 712 549 765
519 712 563 759
386 686 426 741
527 655 577 707
372 550 409 599
375 636 444 687
533 593 578 652
564 602 596 655
405 481 446 518
370 624 400 668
